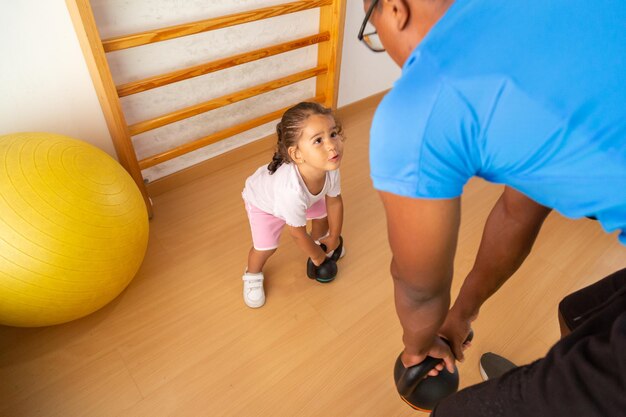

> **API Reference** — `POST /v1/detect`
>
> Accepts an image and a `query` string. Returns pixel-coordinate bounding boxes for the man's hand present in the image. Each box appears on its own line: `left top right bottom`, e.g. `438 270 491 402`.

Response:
401 336 456 376
439 307 475 362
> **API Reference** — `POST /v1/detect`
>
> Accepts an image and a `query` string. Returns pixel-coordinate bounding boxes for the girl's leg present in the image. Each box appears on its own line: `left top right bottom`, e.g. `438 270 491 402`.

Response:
242 200 282 308
310 217 329 241
307 199 329 241
243 247 275 309
247 247 277 273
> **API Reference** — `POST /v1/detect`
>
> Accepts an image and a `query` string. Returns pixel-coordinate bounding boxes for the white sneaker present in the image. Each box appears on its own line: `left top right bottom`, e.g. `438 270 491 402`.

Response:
327 236 345 262
327 244 346 260
242 271 265 308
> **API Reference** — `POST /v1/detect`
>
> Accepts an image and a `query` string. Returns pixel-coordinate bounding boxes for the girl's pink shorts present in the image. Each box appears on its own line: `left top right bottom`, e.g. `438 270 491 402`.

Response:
244 199 327 250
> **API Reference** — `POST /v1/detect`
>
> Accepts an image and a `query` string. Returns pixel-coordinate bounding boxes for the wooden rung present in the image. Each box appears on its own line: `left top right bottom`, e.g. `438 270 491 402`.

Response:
138 95 325 169
117 32 330 97
102 0 333 52
128 66 328 136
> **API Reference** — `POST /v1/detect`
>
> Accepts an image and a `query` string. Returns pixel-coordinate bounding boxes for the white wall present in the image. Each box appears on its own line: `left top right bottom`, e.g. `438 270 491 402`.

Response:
337 0 400 107
0 0 116 158
0 1 399 179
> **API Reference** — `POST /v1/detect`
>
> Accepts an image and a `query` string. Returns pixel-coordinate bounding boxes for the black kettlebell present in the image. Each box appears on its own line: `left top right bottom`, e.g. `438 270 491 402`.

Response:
306 256 337 283
394 331 474 412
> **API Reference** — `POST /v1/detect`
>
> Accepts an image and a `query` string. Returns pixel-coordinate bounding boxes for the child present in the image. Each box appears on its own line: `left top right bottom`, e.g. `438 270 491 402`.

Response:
241 102 346 308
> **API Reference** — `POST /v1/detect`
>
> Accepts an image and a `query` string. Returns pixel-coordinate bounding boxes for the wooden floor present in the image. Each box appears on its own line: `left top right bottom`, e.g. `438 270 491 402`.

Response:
1 97 624 417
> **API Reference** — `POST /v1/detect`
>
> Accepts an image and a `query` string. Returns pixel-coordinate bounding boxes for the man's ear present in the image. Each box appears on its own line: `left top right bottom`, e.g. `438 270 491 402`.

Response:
385 0 410 31
288 145 302 164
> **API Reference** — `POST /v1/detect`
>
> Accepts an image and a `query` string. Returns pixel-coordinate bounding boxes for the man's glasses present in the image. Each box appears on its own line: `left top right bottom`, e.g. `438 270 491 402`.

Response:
358 0 385 52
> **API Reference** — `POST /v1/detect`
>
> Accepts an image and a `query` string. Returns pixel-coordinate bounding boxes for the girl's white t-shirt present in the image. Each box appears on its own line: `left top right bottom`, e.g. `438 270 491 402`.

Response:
242 162 341 227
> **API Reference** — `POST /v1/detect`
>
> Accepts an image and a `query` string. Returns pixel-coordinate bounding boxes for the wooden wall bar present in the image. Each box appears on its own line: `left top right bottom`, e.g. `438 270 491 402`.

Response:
102 0 332 52
116 32 331 97
128 66 328 136
66 0 345 212
138 94 325 169
317 0 345 108
66 0 154 217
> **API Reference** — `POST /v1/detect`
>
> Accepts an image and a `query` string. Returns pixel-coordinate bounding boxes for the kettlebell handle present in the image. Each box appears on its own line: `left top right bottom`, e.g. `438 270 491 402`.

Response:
396 330 474 394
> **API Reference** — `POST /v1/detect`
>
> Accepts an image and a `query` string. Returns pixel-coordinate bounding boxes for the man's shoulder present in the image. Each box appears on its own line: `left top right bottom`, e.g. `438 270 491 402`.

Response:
372 72 439 144
369 55 476 199
371 52 475 144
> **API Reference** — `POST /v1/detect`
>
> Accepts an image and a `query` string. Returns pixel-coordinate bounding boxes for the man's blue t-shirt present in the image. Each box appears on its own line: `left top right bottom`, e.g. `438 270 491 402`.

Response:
370 0 626 244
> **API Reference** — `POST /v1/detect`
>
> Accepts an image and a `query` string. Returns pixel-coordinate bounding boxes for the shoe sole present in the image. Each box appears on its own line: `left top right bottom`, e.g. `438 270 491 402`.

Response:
479 362 489 381
244 299 265 308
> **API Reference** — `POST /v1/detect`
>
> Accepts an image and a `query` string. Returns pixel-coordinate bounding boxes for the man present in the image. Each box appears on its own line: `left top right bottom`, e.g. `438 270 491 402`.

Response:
359 0 626 415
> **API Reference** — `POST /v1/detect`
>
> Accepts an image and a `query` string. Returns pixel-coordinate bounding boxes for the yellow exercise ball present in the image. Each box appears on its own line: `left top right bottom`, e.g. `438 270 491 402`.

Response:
0 132 149 327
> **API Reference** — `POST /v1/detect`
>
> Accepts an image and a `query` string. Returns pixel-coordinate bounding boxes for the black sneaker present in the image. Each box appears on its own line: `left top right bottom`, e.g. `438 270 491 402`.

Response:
479 352 517 381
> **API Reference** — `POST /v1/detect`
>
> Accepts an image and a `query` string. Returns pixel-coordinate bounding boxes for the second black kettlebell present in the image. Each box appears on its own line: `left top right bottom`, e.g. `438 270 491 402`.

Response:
394 331 474 412
306 256 337 283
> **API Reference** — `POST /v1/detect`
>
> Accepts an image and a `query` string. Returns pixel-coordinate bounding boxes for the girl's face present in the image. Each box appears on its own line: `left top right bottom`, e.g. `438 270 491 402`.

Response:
290 114 343 172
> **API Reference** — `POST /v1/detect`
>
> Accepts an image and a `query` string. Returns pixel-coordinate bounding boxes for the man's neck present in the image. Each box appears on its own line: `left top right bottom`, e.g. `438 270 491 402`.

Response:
407 0 455 47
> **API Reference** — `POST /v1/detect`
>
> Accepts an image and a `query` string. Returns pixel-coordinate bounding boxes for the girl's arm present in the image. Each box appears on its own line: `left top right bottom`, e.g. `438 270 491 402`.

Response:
321 194 344 252
288 225 327 266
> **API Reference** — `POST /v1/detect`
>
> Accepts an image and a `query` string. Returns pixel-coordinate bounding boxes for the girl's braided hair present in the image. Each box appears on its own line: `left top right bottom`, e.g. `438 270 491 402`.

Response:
267 102 342 174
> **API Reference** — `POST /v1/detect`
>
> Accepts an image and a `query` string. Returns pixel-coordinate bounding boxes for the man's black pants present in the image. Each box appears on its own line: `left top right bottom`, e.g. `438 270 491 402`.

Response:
433 268 626 417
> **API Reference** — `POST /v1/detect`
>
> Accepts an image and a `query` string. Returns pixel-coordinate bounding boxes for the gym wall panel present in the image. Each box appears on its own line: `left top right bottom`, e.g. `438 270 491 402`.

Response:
90 1 321 182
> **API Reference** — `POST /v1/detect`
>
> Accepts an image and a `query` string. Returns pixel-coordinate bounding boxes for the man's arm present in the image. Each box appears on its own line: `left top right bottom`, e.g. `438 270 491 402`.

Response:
379 191 461 372
320 194 344 252
440 186 551 359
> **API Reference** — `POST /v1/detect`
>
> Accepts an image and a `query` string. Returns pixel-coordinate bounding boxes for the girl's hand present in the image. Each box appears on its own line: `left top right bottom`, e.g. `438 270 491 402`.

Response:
311 249 327 266
319 235 340 253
